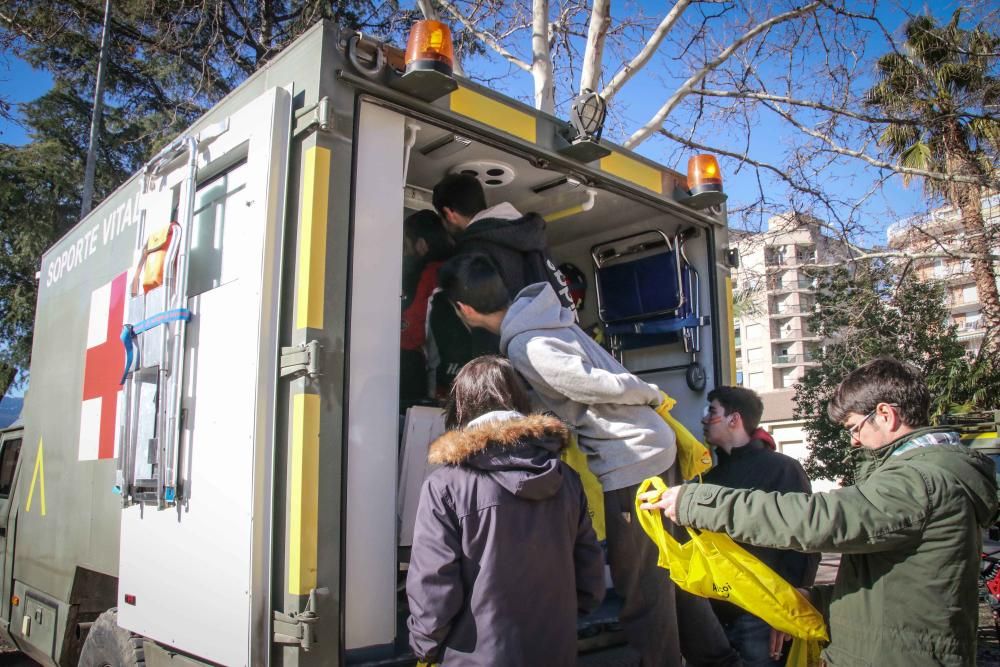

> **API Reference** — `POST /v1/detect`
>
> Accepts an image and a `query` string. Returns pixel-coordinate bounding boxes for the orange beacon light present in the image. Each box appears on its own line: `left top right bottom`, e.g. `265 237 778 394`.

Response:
687 154 723 195
405 20 455 75
393 20 458 102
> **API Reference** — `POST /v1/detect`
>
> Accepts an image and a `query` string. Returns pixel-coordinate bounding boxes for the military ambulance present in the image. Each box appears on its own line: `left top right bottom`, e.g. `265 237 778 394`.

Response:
3 19 740 667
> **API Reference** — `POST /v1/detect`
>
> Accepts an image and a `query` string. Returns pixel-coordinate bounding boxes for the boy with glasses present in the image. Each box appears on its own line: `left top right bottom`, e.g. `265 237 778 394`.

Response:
641 358 998 666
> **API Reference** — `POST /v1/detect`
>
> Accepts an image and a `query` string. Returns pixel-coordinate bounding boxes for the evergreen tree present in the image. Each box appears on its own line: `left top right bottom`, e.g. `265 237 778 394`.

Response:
793 261 997 484
864 11 1000 354
0 1 411 397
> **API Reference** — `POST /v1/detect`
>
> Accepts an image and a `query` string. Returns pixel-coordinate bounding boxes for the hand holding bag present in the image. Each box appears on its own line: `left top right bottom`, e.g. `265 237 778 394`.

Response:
635 476 828 666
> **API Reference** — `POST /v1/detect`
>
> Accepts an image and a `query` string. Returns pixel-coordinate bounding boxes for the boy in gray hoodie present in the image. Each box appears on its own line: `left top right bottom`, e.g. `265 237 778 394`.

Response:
438 253 740 667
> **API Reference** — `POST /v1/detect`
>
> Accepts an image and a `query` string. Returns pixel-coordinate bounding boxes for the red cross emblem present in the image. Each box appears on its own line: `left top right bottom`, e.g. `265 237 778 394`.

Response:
80 272 127 460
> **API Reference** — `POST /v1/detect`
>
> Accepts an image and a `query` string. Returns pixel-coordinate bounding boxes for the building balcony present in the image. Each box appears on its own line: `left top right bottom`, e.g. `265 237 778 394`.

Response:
957 329 985 343
954 319 984 340
770 328 821 342
947 298 981 314
769 277 818 293
765 256 819 270
955 319 983 331
769 307 815 318
932 265 973 281
773 353 820 366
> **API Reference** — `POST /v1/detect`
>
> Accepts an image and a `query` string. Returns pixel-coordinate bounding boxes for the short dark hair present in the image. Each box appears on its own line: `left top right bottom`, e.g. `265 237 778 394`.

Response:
404 210 452 261
438 253 510 314
445 355 532 428
827 357 929 427
432 173 487 218
708 386 763 435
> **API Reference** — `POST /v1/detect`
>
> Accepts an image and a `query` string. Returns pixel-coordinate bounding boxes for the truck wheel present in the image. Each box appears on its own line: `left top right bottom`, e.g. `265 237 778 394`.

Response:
78 609 145 667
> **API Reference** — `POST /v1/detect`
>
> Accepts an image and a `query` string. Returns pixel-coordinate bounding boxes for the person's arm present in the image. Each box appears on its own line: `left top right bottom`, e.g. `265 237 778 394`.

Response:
406 479 464 662
674 470 929 554
515 336 660 407
569 473 606 614
775 458 822 586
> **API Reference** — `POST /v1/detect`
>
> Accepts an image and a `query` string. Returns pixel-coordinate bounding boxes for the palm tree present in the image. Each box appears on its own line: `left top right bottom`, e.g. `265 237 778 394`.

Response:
865 11 1000 355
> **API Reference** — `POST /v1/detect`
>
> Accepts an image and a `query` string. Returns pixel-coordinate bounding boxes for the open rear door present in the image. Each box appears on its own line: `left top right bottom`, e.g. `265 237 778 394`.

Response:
116 87 291 667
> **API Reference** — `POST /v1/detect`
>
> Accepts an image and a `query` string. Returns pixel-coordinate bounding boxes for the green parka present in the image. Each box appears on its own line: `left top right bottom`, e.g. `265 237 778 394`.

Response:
675 428 998 666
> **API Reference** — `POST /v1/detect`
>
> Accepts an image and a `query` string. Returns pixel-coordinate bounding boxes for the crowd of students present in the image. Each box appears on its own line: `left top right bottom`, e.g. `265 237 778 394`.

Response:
399 174 998 667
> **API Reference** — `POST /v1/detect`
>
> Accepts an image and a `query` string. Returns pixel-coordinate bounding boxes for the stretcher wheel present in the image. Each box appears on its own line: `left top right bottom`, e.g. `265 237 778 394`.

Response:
685 362 706 392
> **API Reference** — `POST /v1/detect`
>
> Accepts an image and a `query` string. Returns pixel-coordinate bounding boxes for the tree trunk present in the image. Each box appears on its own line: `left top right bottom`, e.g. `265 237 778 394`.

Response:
531 0 554 114
954 184 1000 355
0 363 13 403
257 0 273 66
580 0 610 93
946 135 1000 356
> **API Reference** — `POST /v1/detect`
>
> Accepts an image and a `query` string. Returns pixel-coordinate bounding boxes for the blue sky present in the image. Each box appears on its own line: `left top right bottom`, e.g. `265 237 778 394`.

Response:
0 1 978 404
1 2 962 242
0 53 51 145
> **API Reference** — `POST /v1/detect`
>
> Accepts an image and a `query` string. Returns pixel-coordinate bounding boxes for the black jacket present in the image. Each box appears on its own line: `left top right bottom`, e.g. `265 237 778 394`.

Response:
406 413 605 666
702 439 820 623
456 211 574 310
426 289 497 397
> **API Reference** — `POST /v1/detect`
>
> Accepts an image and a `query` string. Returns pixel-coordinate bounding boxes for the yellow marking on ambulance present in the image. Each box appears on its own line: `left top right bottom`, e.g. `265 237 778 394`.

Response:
725 277 737 384
289 393 320 595
600 152 663 194
25 438 46 516
296 146 331 330
450 86 536 143
545 204 587 223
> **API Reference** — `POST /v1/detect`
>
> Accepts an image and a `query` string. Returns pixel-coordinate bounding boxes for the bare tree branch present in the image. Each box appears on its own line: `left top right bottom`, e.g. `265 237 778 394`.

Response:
599 0 691 102
690 87 920 125
625 1 821 149
761 99 987 185
435 0 532 72
657 127 829 201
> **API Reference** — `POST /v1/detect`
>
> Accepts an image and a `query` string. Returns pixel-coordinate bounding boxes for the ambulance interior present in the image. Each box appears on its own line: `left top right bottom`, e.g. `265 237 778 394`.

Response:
346 101 720 657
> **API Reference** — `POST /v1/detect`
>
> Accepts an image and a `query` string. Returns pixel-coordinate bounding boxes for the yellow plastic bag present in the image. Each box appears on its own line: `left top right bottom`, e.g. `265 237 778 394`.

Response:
561 434 606 541
635 477 827 666
654 391 712 481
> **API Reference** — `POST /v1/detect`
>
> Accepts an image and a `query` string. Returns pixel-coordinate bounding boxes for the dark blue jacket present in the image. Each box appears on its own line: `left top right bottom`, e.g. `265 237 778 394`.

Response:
406 413 604 666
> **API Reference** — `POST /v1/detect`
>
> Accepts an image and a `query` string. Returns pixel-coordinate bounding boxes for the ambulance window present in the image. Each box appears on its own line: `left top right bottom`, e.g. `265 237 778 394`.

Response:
188 160 250 297
0 438 21 498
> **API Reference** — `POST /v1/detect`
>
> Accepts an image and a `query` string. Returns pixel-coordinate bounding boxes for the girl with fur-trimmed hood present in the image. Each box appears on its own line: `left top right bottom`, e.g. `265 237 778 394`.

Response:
406 356 605 666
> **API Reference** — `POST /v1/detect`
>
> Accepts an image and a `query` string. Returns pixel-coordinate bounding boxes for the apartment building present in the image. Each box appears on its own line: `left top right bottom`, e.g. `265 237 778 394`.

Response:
886 192 999 356
730 214 851 491
732 213 850 392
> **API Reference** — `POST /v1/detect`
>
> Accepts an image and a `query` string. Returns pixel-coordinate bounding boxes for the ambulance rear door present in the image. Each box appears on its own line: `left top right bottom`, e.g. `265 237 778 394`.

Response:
115 87 291 667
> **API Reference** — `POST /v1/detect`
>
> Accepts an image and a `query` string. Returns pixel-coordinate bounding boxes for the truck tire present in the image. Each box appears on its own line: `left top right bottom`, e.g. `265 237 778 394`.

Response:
78 609 145 667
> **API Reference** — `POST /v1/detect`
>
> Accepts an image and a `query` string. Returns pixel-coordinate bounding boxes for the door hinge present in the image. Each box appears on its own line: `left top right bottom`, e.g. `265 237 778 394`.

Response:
280 340 321 379
274 587 328 650
293 97 331 138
